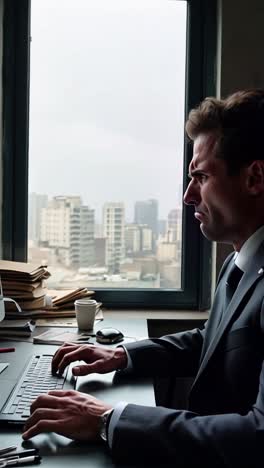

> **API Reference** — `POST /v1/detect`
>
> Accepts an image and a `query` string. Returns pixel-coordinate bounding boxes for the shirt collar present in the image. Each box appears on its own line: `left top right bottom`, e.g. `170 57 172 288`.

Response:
235 225 264 272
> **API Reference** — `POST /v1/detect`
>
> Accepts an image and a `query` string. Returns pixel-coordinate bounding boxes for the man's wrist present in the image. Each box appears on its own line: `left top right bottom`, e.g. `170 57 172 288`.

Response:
99 408 114 442
114 347 127 370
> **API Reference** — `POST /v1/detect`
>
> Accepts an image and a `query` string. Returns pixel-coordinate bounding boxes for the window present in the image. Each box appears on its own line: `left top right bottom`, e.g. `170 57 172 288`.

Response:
2 0 216 309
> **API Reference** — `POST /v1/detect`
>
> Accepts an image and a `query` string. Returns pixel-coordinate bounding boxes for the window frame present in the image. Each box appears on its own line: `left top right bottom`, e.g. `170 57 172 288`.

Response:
2 0 217 310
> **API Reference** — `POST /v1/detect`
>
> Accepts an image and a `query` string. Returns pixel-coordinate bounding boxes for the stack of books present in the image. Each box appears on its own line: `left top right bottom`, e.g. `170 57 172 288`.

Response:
0 261 96 319
0 260 50 312
34 288 97 319
0 319 36 338
46 288 95 311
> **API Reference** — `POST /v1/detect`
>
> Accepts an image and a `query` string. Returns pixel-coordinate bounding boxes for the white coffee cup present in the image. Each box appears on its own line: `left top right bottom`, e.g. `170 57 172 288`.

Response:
74 299 98 330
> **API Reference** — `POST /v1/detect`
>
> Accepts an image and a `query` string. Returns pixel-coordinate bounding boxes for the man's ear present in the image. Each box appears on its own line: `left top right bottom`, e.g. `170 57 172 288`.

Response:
245 160 264 196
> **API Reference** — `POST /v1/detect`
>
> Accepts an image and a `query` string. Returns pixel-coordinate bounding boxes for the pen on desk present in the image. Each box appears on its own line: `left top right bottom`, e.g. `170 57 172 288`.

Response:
0 347 15 354
0 447 17 456
5 455 41 466
3 450 39 460
0 456 19 463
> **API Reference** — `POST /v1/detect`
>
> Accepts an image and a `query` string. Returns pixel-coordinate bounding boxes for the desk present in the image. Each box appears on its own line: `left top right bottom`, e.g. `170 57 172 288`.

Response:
0 319 155 467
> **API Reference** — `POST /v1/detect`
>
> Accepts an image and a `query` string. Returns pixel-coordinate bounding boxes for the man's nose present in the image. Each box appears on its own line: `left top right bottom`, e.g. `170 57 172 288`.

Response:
183 180 199 206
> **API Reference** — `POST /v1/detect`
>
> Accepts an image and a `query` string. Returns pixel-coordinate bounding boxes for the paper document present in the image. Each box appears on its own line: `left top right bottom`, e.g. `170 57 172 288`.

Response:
33 329 95 345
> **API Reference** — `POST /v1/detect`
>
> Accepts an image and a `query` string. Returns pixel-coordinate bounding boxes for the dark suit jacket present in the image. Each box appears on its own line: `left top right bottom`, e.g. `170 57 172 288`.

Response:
111 241 264 467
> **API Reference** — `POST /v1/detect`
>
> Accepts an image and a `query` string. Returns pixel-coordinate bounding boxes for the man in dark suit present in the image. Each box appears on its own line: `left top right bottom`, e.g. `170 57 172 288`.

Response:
23 89 264 467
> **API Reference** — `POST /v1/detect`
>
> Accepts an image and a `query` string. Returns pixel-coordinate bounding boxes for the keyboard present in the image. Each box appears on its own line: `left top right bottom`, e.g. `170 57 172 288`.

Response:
3 354 68 420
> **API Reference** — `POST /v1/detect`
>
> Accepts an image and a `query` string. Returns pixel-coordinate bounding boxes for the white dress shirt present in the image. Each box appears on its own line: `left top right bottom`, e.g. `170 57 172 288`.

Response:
235 225 264 272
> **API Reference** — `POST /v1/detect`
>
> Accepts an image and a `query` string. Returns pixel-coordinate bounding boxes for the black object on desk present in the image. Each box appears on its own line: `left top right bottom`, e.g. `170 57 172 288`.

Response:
95 327 124 344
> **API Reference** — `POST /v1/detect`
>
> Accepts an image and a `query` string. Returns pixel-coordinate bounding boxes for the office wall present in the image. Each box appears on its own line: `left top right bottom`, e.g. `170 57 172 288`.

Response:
216 0 264 276
220 0 264 96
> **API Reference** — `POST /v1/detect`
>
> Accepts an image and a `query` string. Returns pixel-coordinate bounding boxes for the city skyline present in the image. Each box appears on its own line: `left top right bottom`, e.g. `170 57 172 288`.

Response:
28 191 183 226
28 192 182 288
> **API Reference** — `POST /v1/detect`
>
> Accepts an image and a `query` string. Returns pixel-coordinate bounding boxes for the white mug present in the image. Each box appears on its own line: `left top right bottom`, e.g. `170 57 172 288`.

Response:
74 299 98 330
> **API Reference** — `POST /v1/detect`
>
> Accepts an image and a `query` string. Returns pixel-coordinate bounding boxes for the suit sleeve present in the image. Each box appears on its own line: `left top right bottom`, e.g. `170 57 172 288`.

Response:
111 362 264 467
124 326 205 378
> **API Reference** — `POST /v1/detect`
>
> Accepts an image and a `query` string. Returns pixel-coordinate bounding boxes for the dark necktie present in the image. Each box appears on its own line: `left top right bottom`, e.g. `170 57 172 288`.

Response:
225 263 244 305
200 262 244 361
201 262 244 360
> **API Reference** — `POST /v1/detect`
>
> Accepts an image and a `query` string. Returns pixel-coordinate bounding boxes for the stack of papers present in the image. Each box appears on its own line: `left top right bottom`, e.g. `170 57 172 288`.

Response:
33 329 94 345
0 319 36 337
0 261 50 312
0 261 97 319
47 288 95 310
4 289 97 319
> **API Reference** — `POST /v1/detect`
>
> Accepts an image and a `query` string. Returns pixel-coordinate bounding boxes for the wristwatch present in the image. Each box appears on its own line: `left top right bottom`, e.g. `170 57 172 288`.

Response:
99 408 114 442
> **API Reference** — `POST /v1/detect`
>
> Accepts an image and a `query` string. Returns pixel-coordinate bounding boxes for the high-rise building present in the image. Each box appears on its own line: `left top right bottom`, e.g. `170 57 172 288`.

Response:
40 196 95 268
125 224 152 256
134 199 158 251
158 219 167 237
167 208 182 242
28 192 48 244
157 241 178 262
134 199 158 234
94 238 107 266
103 202 125 273
125 224 141 254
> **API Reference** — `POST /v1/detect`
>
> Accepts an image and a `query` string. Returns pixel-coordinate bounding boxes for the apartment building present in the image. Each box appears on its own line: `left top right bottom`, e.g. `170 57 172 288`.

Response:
125 223 153 256
103 202 125 273
40 196 95 268
28 192 48 245
167 208 182 242
134 199 158 252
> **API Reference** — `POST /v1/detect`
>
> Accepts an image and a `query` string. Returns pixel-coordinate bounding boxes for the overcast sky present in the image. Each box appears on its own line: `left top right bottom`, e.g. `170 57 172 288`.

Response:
29 0 187 221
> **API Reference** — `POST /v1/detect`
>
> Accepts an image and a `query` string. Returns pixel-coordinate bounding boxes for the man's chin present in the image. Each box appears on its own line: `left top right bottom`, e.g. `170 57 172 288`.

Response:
200 224 216 241
200 224 231 243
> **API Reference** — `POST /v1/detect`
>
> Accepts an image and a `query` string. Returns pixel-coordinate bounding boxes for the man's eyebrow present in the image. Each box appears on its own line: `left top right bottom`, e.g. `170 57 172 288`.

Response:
188 169 206 178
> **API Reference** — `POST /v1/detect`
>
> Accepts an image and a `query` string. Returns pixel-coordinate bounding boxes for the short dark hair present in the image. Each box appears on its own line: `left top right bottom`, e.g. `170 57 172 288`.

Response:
185 89 264 174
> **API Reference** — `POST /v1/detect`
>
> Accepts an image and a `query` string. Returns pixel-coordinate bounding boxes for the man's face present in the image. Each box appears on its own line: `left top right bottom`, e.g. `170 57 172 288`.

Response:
183 132 249 249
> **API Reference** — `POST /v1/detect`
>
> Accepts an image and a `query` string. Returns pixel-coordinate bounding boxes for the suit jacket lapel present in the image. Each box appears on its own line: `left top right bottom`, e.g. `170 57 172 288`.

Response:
194 243 264 384
198 253 235 364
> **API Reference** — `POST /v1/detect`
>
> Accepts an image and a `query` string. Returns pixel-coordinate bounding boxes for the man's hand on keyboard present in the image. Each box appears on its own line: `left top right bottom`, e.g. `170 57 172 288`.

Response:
52 343 127 377
22 390 112 441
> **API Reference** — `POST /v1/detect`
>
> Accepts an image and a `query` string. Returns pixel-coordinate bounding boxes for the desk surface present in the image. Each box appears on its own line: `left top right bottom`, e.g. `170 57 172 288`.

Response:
0 319 155 468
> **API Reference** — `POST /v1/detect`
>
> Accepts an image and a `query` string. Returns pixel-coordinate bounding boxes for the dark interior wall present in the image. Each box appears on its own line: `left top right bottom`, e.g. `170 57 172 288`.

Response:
148 319 205 338
220 0 264 96
216 0 264 276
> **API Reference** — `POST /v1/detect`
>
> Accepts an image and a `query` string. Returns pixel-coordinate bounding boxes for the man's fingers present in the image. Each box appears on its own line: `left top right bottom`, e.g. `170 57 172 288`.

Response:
52 344 120 376
30 393 69 413
52 343 81 372
24 408 59 429
55 348 83 375
72 360 105 376
22 390 112 442
47 389 76 397
54 345 94 375
23 419 62 440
